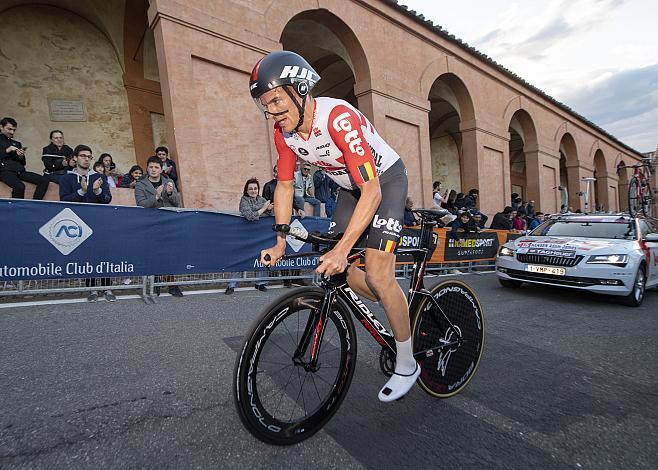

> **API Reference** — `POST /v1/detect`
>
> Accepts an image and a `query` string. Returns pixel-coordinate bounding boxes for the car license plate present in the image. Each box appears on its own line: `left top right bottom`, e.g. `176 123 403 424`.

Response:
526 265 566 275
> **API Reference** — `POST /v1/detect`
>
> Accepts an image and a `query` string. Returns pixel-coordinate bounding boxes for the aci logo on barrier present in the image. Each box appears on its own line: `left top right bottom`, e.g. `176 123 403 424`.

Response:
38 208 93 255
286 219 307 253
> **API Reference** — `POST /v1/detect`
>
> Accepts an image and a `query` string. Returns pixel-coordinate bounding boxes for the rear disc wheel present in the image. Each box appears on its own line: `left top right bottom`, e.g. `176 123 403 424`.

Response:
411 280 485 398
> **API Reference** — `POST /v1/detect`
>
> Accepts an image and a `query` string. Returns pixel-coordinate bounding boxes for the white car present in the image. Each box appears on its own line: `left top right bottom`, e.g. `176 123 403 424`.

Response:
496 214 658 306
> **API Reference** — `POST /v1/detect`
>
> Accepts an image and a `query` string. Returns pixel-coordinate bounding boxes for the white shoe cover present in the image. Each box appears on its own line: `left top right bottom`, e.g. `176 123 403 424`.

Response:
378 363 421 402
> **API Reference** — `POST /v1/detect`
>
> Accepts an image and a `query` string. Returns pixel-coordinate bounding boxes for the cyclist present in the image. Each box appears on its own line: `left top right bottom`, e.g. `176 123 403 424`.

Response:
252 51 419 402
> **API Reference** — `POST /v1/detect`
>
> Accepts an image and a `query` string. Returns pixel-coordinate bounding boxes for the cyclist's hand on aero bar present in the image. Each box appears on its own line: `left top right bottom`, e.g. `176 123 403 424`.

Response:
260 244 285 267
317 247 349 277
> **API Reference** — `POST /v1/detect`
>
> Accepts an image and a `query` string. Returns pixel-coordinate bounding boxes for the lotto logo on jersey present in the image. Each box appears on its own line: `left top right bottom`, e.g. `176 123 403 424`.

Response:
372 215 402 233
279 66 318 84
331 112 365 156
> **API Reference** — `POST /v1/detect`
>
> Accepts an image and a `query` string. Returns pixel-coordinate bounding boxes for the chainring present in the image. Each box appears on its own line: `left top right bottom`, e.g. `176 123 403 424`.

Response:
379 347 395 377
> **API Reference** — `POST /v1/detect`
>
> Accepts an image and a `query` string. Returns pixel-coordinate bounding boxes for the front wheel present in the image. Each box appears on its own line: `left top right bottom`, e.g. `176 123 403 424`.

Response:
628 177 641 216
411 280 485 397
233 288 357 445
620 266 646 307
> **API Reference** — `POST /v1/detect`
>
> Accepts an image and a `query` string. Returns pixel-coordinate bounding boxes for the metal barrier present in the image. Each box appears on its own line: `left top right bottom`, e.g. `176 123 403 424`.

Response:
1 260 496 305
1 276 149 302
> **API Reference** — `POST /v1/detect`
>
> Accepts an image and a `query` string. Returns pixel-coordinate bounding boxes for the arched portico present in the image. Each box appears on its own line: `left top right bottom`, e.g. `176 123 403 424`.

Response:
592 149 612 211
426 73 476 201
616 160 630 212
558 132 581 210
507 109 538 204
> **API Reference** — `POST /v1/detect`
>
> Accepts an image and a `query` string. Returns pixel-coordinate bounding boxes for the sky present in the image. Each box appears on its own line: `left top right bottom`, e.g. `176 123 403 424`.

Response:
399 0 657 152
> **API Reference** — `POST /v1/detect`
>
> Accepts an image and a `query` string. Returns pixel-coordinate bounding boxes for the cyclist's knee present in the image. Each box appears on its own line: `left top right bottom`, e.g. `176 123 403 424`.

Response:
364 269 394 296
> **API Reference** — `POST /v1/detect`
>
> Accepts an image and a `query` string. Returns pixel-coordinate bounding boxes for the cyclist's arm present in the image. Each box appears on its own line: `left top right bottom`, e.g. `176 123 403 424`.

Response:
327 105 382 255
273 180 294 248
272 124 297 248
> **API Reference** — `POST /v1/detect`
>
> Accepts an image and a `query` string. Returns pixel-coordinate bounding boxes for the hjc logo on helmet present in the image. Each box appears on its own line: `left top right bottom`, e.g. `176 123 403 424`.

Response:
279 66 319 84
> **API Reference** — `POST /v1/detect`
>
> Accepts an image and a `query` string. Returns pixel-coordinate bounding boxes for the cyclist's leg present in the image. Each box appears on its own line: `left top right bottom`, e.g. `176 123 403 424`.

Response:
327 188 378 301
360 160 418 401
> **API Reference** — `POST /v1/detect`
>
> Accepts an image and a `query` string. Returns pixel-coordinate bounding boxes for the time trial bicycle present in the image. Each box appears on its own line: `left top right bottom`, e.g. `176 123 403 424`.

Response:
627 161 654 217
233 209 485 445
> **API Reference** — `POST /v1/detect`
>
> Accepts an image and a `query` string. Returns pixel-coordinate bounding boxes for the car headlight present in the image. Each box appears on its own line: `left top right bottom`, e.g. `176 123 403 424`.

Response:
498 246 516 257
586 254 628 266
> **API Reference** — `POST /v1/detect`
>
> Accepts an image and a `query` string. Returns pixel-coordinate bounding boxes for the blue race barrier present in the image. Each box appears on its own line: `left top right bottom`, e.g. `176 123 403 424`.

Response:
0 199 329 280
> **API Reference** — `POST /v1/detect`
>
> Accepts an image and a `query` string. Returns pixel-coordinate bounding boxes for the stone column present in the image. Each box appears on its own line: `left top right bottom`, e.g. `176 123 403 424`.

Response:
460 122 510 218
355 85 433 207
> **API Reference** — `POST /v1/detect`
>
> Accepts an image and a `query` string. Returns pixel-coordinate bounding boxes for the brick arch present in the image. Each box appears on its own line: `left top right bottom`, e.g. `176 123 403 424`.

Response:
592 147 608 177
420 57 476 122
557 131 579 164
1 2 124 71
507 107 538 151
422 70 476 123
267 8 371 87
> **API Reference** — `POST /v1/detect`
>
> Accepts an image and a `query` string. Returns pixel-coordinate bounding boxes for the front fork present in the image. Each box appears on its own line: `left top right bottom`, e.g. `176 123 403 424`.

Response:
293 288 335 371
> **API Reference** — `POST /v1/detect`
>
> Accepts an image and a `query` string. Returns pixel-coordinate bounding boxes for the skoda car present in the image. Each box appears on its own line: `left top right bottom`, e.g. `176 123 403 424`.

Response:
496 214 658 306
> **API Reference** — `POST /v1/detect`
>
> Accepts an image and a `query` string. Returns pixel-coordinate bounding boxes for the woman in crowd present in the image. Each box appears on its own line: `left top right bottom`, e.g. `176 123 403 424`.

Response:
98 153 119 188
239 177 273 220
444 190 458 213
225 178 273 295
119 165 144 189
512 210 527 231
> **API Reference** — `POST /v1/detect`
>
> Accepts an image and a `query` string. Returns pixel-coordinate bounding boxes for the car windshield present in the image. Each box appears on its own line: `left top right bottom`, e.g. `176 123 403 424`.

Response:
530 219 636 239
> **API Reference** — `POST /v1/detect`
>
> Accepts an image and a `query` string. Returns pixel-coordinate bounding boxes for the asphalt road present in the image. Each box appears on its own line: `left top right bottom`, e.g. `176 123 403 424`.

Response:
1 273 656 469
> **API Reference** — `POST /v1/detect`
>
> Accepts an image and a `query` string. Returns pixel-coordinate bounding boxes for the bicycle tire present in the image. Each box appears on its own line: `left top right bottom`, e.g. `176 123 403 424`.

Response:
234 287 357 445
628 176 641 216
642 182 653 217
411 280 484 398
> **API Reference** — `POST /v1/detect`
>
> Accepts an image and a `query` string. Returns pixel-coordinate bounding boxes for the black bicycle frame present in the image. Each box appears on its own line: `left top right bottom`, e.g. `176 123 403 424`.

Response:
294 217 462 368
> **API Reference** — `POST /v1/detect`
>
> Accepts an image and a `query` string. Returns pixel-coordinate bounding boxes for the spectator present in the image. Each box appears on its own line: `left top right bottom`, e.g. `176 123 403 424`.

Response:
155 146 178 186
262 164 304 287
444 189 458 213
471 210 488 229
313 169 338 218
432 181 448 208
119 165 144 189
528 212 545 231
511 192 519 208
225 178 271 295
60 145 112 204
135 156 183 297
517 200 528 218
512 196 522 210
450 211 479 239
463 188 479 209
453 192 466 210
66 153 77 170
490 206 514 230
239 177 273 221
512 210 526 231
41 130 72 184
59 145 114 302
135 156 180 208
98 153 118 188
526 200 536 219
294 162 321 217
0 117 50 199
404 197 419 226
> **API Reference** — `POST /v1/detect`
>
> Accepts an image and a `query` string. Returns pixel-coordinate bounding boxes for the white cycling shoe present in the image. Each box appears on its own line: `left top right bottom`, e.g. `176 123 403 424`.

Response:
378 363 421 402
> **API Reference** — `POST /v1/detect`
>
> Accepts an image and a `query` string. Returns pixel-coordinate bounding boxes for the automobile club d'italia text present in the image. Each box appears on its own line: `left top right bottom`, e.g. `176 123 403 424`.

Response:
0 261 135 278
